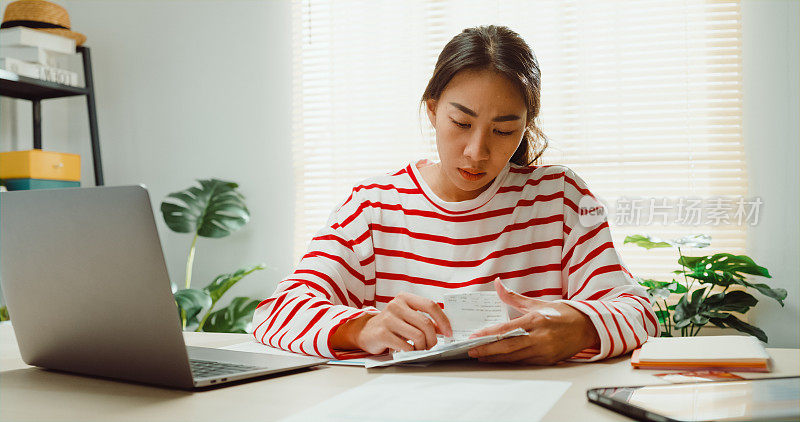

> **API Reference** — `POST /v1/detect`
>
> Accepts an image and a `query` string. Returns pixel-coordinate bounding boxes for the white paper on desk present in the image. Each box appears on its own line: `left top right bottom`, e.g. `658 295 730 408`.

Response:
218 341 393 367
280 374 571 422
219 341 305 357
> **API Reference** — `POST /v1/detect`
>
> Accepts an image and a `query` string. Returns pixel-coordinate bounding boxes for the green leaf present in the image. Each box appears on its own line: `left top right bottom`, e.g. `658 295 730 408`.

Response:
740 280 787 306
680 254 772 291
624 234 711 249
649 288 671 300
704 292 725 306
691 314 709 325
624 235 672 249
700 310 730 319
703 290 758 314
203 264 266 304
678 253 782 310
174 288 212 326
708 316 729 329
669 234 711 248
682 253 771 278
666 281 688 294
0 305 9 321
674 287 706 324
637 278 662 289
203 297 261 333
673 294 690 322
637 278 684 299
677 255 705 268
690 287 707 307
160 179 250 239
715 314 768 343
686 271 740 287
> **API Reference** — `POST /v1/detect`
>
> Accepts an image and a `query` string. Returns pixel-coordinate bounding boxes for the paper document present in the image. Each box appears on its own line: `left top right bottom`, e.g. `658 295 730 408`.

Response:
279 374 571 422
363 290 522 368
219 341 304 357
218 341 393 367
442 291 510 341
367 328 527 368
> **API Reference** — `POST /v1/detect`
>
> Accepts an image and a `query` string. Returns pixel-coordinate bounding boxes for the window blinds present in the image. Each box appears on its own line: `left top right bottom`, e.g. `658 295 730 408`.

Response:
291 0 746 283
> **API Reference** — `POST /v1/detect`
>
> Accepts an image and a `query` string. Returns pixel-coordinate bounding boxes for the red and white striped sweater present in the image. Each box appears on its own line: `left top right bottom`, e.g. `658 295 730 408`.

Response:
252 160 659 361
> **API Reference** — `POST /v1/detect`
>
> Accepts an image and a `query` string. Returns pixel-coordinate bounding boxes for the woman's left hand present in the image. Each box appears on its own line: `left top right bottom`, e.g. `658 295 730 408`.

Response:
467 278 600 365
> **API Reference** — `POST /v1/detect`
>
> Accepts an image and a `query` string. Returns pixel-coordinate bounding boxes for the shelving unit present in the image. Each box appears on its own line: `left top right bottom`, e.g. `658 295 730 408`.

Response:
0 46 103 185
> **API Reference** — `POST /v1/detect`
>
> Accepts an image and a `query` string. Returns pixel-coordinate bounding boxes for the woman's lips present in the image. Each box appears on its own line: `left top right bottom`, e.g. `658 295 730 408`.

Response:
458 168 486 181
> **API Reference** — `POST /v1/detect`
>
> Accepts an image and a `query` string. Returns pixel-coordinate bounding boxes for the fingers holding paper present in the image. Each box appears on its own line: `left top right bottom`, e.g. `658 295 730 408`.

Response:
466 313 576 365
355 292 453 354
467 278 600 365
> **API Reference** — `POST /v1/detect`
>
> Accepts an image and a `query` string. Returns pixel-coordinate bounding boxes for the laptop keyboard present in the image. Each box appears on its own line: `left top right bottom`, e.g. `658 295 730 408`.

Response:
189 359 263 379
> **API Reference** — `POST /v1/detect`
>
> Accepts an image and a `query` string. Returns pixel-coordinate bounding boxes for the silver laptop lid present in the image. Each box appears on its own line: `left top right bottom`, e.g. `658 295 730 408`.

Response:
0 185 195 389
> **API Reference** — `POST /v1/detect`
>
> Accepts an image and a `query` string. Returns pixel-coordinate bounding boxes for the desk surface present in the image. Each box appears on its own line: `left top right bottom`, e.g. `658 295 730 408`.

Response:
0 323 797 421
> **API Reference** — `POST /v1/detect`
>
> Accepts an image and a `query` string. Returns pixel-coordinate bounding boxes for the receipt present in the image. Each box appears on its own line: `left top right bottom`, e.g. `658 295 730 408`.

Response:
442 291 510 341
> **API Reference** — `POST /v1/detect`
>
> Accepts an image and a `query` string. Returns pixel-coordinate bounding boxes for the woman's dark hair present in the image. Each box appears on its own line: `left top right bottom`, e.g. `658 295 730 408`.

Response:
421 25 547 166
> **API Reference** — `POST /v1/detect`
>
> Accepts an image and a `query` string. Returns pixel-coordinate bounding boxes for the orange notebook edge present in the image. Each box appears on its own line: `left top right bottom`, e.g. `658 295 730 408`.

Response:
631 348 771 372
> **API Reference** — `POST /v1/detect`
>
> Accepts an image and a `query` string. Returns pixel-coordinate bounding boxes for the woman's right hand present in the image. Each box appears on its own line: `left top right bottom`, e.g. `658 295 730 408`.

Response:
333 292 453 355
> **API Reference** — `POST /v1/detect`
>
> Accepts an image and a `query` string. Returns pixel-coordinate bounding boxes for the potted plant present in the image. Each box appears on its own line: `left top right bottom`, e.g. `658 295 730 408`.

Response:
625 234 787 342
160 179 265 333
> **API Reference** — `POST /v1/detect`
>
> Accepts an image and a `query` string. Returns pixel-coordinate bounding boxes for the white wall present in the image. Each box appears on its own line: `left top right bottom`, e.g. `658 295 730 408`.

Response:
1 1 798 346
1 0 296 309
741 0 800 348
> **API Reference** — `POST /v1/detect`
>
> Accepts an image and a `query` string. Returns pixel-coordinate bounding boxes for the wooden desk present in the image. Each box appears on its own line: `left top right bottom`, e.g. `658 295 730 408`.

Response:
0 323 797 421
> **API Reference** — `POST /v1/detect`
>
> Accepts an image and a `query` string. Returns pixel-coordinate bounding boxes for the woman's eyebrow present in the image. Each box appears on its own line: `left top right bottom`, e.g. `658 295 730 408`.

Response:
449 102 521 122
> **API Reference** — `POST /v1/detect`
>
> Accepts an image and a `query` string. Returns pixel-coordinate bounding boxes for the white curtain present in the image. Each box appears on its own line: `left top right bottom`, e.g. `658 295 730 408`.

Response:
291 0 746 282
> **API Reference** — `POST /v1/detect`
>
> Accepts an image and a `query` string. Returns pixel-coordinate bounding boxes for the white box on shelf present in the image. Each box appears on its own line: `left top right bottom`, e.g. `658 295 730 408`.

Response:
0 57 80 87
0 45 72 67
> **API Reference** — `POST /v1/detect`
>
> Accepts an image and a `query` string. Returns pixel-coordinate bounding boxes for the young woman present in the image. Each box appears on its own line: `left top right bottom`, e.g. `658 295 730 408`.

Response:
252 25 658 364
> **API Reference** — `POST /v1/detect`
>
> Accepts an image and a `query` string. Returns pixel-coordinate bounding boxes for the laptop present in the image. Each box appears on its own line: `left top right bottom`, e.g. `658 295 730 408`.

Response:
0 185 327 389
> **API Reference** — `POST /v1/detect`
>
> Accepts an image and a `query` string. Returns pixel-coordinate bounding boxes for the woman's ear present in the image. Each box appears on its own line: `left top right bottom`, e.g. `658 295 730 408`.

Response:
425 99 438 128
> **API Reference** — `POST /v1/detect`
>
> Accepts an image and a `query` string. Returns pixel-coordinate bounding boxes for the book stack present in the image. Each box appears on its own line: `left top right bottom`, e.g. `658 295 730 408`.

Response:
0 26 80 86
0 150 80 190
631 335 771 373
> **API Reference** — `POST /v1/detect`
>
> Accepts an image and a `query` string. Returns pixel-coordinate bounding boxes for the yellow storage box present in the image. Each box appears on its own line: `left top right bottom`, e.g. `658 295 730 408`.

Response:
0 150 80 182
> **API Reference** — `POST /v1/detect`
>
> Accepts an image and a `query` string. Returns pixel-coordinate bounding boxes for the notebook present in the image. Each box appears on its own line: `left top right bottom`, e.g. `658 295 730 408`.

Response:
631 335 771 372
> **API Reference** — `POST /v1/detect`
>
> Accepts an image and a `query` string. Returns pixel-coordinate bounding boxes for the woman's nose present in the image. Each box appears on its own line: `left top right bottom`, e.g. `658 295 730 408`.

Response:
463 129 491 162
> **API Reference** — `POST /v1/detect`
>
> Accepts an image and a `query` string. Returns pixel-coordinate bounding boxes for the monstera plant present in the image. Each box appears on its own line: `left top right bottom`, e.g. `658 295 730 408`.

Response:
161 179 265 333
626 234 787 342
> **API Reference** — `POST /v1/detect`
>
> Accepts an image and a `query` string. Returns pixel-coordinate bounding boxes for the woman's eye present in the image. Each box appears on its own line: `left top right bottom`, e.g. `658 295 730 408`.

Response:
449 118 513 136
451 119 470 129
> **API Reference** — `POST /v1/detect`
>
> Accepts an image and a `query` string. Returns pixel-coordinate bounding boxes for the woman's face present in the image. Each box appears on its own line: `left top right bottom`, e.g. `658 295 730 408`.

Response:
426 68 527 201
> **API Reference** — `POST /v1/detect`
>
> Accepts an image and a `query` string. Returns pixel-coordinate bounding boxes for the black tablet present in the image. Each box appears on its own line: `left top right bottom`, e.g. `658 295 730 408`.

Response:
587 376 800 422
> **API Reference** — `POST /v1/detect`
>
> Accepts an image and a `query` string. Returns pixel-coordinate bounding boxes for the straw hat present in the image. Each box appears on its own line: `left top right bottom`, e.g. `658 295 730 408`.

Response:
1 0 86 46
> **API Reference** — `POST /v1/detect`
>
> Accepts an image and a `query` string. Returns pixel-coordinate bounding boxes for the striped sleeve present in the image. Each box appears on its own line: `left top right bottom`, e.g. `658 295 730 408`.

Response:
250 187 378 359
555 168 660 362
